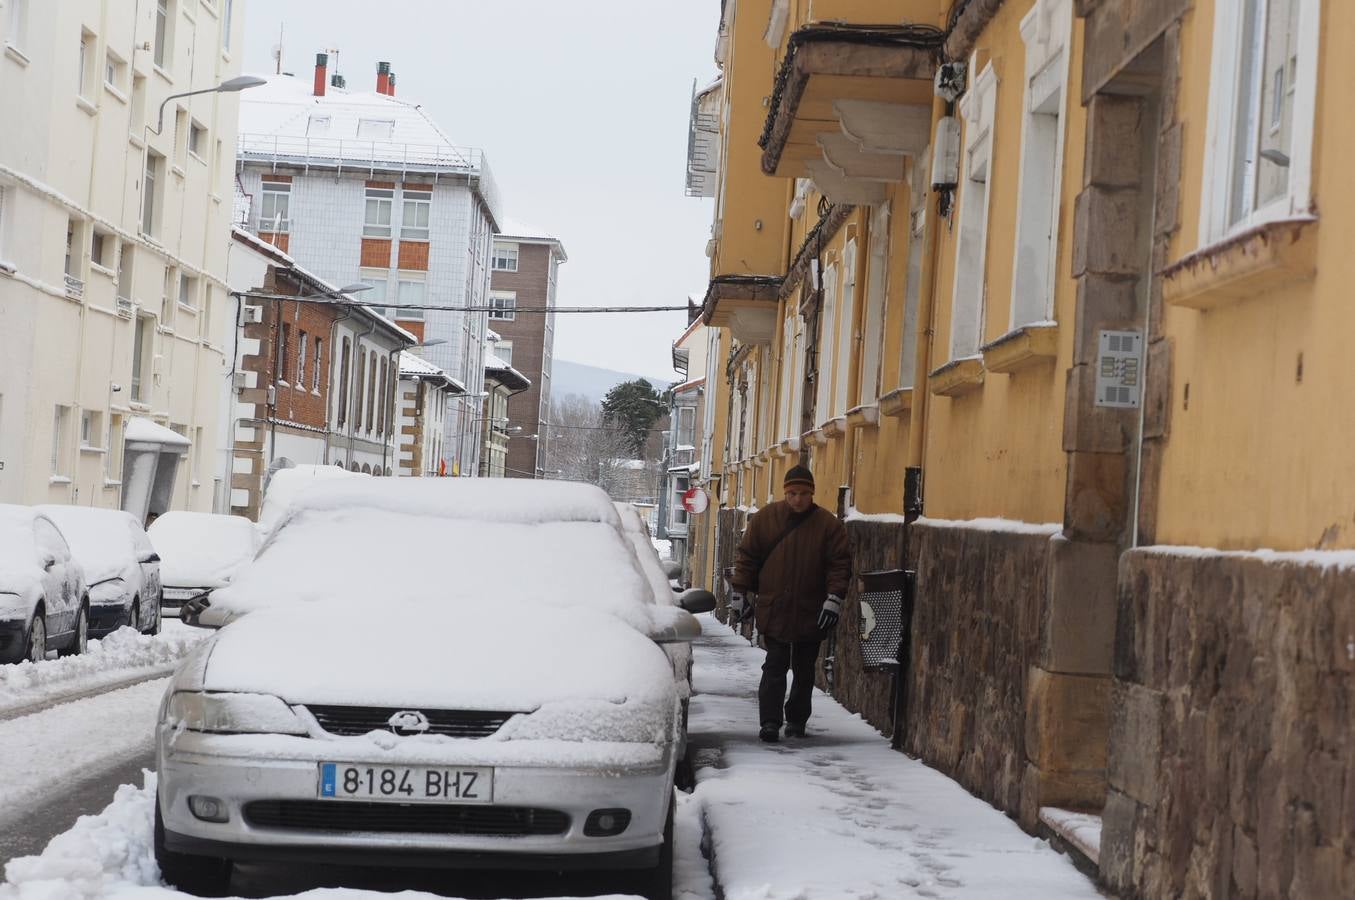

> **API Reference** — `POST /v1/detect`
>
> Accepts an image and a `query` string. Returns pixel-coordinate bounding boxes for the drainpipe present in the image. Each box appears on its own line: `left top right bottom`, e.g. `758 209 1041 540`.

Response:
903 95 949 522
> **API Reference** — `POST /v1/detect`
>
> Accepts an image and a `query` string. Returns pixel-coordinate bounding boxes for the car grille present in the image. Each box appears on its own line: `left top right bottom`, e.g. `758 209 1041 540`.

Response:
304 705 519 738
244 800 570 836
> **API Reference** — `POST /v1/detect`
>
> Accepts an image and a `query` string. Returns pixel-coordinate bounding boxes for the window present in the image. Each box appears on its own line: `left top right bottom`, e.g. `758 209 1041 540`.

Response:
297 331 308 385
492 242 519 271
6 0 28 51
359 269 390 314
363 188 393 237
366 350 377 432
1202 0 1317 241
178 272 197 309
78 31 96 100
860 206 890 403
307 114 331 135
671 475 690 527
106 413 123 482
394 274 425 320
277 323 291 384
832 240 857 417
354 347 365 427
188 121 206 158
778 312 805 440
90 230 109 269
337 337 351 426
489 290 517 320
949 63 998 359
356 119 395 141
64 219 82 278
494 340 514 367
105 48 127 93
899 188 926 390
378 357 389 436
258 181 290 232
51 405 70 476
142 150 163 236
1011 0 1072 329
400 189 431 241
160 266 174 322
676 406 696 447
131 314 153 401
153 0 171 69
116 242 134 302
312 337 323 391
220 0 232 52
814 261 839 422
80 410 102 448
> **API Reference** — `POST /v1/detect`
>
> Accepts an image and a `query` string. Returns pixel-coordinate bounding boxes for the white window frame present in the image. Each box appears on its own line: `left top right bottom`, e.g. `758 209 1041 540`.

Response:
779 310 804 441
153 0 171 70
899 158 928 391
489 290 517 320
949 61 999 360
494 339 513 367
860 205 890 404
142 150 162 237
356 119 395 141
1199 0 1318 245
178 272 197 309
297 331 308 385
51 405 70 476
400 189 431 241
78 30 97 100
492 242 519 272
814 261 839 424
1010 0 1072 330
832 240 858 417
259 181 290 233
363 188 393 238
395 273 426 320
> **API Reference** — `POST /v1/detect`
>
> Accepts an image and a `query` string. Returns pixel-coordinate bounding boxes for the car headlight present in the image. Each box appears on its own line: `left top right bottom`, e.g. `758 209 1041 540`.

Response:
164 691 307 735
494 698 676 744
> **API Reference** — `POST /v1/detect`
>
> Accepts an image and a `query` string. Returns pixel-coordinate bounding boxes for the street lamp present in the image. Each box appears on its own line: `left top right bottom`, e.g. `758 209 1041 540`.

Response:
149 75 267 136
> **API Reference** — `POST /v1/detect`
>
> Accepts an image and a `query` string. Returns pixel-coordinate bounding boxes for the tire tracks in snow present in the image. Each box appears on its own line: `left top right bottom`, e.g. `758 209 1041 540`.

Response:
0 666 176 724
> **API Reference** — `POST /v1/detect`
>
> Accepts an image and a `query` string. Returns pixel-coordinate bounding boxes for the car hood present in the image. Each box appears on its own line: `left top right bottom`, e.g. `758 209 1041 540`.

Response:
200 598 677 711
0 569 42 618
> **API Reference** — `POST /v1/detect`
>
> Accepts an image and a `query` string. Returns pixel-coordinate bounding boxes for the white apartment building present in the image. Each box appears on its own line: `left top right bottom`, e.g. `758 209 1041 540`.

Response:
0 0 244 517
234 54 500 478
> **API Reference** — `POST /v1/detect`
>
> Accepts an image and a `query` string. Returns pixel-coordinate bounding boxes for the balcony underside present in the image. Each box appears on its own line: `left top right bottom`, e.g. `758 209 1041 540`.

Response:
760 29 941 203
702 275 783 344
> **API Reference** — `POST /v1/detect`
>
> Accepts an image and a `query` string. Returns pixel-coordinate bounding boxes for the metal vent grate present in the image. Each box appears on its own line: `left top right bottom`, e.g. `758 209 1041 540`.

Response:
304 705 519 738
244 800 569 836
858 569 909 669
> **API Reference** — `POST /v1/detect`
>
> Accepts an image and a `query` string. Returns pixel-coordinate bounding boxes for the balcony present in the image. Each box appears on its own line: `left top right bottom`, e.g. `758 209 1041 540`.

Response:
700 275 783 345
759 22 943 203
64 273 85 300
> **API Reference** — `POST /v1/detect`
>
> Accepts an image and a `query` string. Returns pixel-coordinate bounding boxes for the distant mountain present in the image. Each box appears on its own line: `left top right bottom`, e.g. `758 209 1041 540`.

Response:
552 360 672 405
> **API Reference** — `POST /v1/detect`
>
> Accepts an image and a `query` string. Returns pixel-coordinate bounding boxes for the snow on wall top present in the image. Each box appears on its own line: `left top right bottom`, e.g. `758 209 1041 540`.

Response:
123 417 190 447
914 516 1062 536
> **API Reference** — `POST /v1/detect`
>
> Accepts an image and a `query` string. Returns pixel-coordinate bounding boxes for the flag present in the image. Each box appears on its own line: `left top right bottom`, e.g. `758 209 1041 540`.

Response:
438 458 447 477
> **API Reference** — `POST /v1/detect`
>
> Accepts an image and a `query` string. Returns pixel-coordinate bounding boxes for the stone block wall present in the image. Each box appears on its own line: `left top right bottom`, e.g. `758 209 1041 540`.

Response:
1102 549 1355 898
903 520 1054 819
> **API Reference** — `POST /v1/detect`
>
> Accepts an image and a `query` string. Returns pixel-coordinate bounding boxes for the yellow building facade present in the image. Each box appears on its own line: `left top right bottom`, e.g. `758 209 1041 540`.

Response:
683 0 1353 896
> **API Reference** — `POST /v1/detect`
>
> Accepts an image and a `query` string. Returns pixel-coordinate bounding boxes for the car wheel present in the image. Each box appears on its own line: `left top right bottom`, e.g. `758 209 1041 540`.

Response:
25 614 47 664
154 797 233 896
129 600 141 633
57 605 87 657
630 792 674 900
146 597 162 636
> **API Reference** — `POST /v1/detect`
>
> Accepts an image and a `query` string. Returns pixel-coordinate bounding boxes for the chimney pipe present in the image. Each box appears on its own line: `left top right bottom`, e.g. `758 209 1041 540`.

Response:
388 71 396 97
376 61 391 95
313 52 328 97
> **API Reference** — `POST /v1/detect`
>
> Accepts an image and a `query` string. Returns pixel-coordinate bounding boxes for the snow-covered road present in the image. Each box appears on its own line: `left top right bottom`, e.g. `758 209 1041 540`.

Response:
0 615 1100 899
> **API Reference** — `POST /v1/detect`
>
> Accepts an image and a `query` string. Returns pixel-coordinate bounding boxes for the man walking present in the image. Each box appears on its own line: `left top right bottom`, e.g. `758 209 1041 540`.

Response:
728 465 851 743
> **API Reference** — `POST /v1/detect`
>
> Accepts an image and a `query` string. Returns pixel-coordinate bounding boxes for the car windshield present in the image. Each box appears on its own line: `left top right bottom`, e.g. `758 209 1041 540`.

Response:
39 508 134 583
149 513 257 586
0 514 36 568
213 507 654 630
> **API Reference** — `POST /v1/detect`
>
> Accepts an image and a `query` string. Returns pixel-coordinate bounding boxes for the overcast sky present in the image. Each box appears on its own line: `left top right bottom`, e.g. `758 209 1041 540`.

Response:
243 1 718 381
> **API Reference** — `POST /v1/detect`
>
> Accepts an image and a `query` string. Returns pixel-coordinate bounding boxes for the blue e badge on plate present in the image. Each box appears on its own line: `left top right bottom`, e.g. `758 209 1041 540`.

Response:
320 763 337 797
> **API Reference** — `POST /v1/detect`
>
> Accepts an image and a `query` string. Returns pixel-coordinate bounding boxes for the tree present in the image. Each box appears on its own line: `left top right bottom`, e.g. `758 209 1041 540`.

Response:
601 378 665 457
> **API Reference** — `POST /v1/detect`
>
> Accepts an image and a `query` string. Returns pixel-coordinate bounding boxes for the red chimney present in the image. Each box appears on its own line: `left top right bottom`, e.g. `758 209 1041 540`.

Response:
313 52 328 97
376 61 391 95
388 71 396 97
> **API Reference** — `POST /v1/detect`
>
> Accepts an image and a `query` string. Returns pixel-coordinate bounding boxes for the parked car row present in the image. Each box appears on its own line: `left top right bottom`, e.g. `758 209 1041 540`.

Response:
0 503 258 665
160 480 712 900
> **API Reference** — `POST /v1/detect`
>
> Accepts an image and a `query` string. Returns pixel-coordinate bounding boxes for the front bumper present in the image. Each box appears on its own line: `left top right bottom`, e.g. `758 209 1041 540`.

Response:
157 730 674 871
0 619 27 660
88 604 130 636
161 587 208 617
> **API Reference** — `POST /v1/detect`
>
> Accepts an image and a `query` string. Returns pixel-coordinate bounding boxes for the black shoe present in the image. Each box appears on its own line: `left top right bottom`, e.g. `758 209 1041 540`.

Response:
759 723 781 743
783 722 806 738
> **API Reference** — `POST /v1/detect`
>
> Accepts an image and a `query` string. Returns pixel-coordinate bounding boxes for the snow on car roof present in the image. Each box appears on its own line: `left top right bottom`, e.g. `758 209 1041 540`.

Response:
283 477 624 528
210 506 652 631
37 506 138 585
148 512 258 589
256 465 368 537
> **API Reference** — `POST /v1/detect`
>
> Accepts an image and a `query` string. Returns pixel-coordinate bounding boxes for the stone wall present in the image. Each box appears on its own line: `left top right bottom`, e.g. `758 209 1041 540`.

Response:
903 520 1054 819
1102 549 1355 898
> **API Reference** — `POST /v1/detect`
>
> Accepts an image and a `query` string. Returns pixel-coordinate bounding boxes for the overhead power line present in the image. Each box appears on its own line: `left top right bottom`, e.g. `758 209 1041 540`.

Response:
232 291 689 315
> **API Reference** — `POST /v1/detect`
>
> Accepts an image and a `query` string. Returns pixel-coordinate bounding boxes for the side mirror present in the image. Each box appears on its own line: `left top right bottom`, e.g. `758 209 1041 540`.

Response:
661 559 682 580
181 593 227 629
647 605 703 643
140 553 161 564
678 588 716 615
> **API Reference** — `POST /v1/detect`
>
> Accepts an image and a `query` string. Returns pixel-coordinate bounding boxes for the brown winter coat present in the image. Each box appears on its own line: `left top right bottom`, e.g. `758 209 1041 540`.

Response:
731 501 852 642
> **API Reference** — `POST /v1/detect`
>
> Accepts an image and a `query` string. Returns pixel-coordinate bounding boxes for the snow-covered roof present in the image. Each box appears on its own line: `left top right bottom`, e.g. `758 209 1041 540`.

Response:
124 417 190 448
495 217 567 259
397 352 465 392
484 353 531 392
237 73 501 225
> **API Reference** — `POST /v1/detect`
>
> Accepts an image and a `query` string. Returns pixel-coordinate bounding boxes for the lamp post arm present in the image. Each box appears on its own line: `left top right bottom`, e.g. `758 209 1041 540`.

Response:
149 87 221 136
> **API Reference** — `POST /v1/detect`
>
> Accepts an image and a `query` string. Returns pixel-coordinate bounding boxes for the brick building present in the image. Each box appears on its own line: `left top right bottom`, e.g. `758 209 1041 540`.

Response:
488 221 566 478
225 229 412 518
235 54 500 478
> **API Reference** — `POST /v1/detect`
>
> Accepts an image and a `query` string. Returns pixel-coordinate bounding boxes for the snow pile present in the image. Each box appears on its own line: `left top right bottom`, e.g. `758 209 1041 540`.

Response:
915 515 1062 536
148 512 258 589
0 624 206 713
684 617 1099 900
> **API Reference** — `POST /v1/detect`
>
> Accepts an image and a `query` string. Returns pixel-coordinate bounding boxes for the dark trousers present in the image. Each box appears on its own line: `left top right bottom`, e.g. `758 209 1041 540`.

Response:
758 636 821 727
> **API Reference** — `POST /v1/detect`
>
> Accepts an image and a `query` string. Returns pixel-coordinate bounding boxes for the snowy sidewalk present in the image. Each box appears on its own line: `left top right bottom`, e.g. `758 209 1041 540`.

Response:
685 617 1102 900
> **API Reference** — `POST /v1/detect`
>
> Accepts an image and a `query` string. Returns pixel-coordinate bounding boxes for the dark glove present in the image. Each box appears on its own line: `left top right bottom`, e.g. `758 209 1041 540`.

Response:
817 594 842 632
728 591 748 623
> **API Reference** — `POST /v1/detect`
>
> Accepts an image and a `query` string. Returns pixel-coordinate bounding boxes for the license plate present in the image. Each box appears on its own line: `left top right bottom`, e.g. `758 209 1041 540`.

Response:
318 763 493 804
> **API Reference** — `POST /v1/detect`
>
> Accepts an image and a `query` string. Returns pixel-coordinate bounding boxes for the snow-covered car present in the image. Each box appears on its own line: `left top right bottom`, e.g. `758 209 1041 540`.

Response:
156 479 710 898
0 505 90 664
147 512 258 617
255 464 368 539
39 506 162 637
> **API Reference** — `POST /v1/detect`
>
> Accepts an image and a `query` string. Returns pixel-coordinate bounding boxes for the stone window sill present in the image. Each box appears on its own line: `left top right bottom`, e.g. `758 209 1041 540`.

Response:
776 436 800 458
801 427 829 448
928 355 985 397
845 404 879 429
5 44 31 66
76 96 98 116
981 322 1059 374
1162 217 1318 311
879 387 913 417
